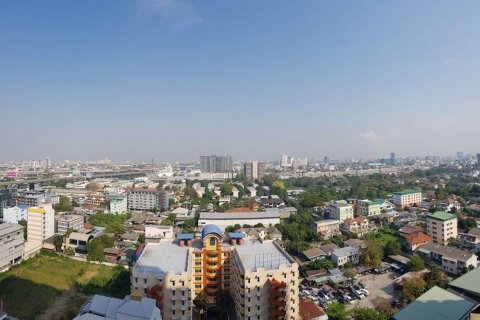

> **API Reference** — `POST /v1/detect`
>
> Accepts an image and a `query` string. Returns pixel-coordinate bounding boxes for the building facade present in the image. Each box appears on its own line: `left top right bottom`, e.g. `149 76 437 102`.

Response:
392 190 422 208
200 155 233 173
426 211 458 245
27 204 55 243
198 211 281 231
329 203 354 222
110 197 128 214
55 214 84 235
127 188 169 211
2 205 29 224
0 223 24 272
356 200 381 217
418 242 478 275
312 219 340 239
243 161 266 180
132 225 299 320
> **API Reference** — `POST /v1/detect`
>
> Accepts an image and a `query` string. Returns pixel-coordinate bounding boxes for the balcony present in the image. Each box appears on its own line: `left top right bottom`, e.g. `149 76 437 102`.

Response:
206 272 217 278
206 264 218 270
206 256 219 263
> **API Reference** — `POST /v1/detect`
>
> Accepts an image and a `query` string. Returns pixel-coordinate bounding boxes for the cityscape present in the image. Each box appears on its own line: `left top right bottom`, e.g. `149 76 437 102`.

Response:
2 1 480 320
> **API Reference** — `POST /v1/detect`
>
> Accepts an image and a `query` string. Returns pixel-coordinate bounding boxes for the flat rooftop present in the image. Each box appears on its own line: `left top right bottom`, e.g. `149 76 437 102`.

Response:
427 211 457 222
134 242 190 277
234 240 293 272
393 189 422 195
0 223 23 235
199 211 280 220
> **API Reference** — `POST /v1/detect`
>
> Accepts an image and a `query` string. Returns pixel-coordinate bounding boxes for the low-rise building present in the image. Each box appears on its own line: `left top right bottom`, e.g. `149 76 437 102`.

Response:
65 232 94 254
127 188 169 211
426 211 458 245
340 216 369 237
55 214 84 235
145 225 174 243
357 200 381 217
2 205 29 224
417 242 478 275
331 246 360 267
392 189 422 208
239 226 282 241
302 248 327 262
312 219 340 239
198 211 280 231
458 228 480 252
299 298 328 320
108 195 128 214
0 223 24 272
329 202 354 222
404 232 433 252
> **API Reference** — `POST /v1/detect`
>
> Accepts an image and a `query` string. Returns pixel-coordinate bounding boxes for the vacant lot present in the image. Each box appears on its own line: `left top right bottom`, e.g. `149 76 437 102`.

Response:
0 250 130 320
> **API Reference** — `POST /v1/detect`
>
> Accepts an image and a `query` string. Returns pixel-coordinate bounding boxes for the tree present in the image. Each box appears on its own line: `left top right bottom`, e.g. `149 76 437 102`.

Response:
305 259 335 270
85 182 102 192
447 237 460 247
351 307 389 320
459 217 477 232
65 247 75 256
384 239 401 256
408 255 425 272
361 239 383 268
343 267 355 280
424 264 448 289
18 219 27 240
193 292 207 314
400 276 427 302
53 235 64 252
87 234 114 261
53 195 73 212
326 302 349 320
161 213 176 226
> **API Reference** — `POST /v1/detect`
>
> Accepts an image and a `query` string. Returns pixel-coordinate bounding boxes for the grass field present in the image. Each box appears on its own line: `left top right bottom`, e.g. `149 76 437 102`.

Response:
0 250 130 320
374 226 404 246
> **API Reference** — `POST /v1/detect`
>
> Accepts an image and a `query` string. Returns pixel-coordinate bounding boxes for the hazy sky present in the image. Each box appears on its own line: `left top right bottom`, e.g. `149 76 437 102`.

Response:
1 1 480 162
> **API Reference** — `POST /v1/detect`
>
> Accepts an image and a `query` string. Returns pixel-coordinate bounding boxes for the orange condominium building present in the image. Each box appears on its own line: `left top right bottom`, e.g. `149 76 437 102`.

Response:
131 224 299 320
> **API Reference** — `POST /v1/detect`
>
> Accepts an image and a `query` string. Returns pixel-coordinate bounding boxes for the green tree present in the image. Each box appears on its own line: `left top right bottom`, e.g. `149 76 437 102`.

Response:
459 218 477 232
384 239 401 256
447 237 460 247
85 182 102 192
53 234 64 252
361 239 383 268
53 195 73 212
87 234 114 261
305 259 335 270
424 264 448 289
326 302 350 320
400 276 427 302
161 213 177 226
220 181 233 195
214 290 231 318
408 255 425 272
65 247 75 256
351 307 389 320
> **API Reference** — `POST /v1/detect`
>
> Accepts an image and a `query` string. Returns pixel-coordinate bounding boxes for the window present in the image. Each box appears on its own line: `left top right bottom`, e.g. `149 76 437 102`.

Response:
210 237 216 246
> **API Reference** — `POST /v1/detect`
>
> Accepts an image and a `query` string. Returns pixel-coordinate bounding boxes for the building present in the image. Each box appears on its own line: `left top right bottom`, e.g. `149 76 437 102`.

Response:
392 190 422 208
426 211 458 245
331 246 360 267
243 161 266 180
449 266 480 303
109 196 128 214
145 225 174 243
65 232 94 254
340 216 369 237
2 205 29 224
85 192 105 206
390 152 396 165
404 232 433 252
312 219 340 239
329 202 354 222
458 228 480 252
198 211 280 231
302 248 327 262
0 189 13 218
27 204 55 243
299 299 328 320
200 155 233 173
74 294 161 320
393 286 476 320
0 223 24 272
356 200 381 217
55 214 84 235
417 242 478 275
14 190 47 207
127 188 169 211
238 226 282 241
132 225 299 320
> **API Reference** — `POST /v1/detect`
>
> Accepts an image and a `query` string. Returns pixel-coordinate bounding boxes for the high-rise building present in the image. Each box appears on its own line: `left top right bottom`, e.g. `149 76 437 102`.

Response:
0 189 13 218
27 204 55 243
127 188 169 211
200 155 233 173
280 154 289 167
390 152 396 165
243 161 267 180
132 225 299 320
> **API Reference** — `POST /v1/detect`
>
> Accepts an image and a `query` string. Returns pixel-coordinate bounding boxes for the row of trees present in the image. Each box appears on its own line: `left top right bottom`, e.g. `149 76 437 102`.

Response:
326 303 390 320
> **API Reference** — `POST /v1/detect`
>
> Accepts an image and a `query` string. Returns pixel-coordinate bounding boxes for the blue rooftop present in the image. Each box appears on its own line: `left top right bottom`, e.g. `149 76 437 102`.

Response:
17 205 30 209
177 233 194 240
201 224 222 240
228 232 245 238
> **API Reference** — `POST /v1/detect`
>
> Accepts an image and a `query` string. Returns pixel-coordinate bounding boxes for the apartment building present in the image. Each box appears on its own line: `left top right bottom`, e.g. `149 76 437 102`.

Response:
132 224 299 320
426 211 458 245
418 242 478 275
110 197 128 214
200 155 233 173
55 214 84 235
329 202 354 222
392 190 422 208
311 219 340 239
0 223 24 272
356 200 381 217
85 192 105 206
0 189 13 217
243 161 267 180
2 205 29 224
340 216 369 237
127 188 169 211
27 204 55 243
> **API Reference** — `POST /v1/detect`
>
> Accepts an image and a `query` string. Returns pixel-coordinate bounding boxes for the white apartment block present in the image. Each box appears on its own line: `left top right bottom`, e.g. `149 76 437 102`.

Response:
27 204 55 243
426 211 458 245
110 197 128 214
392 190 422 207
2 205 29 224
55 214 84 235
329 202 354 222
127 188 169 211
312 219 340 239
0 223 24 272
357 200 381 217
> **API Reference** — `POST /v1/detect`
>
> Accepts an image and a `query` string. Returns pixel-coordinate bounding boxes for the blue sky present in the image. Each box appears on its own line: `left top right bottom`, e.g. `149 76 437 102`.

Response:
1 0 480 162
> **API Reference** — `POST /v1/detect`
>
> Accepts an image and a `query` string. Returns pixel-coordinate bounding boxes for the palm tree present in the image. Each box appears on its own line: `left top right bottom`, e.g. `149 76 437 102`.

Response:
193 292 207 317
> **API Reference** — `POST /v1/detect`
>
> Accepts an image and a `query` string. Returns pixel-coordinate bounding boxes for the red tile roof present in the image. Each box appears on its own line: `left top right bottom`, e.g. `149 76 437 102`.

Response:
299 299 326 320
404 232 433 245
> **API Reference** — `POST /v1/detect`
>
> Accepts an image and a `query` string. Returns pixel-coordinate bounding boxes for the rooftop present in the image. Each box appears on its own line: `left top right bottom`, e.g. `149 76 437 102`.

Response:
449 266 480 299
419 242 476 262
393 286 475 320
302 248 327 260
299 298 326 320
427 211 457 222
0 223 23 235
393 189 422 195
313 219 340 226
134 242 190 277
234 240 293 272
56 214 83 222
199 211 280 220
404 232 433 245
332 246 358 258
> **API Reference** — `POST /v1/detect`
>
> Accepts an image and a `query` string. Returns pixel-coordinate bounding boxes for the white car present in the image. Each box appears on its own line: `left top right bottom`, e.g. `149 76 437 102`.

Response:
360 289 370 296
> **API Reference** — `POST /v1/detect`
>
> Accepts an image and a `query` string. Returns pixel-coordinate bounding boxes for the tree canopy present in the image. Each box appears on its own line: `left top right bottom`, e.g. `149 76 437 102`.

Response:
408 255 425 272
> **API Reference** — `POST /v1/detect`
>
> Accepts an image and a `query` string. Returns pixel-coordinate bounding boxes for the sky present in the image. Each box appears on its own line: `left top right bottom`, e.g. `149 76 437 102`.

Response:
1 0 480 162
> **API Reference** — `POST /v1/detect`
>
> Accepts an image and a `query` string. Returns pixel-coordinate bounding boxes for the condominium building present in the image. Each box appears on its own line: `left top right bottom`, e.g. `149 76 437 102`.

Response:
132 224 299 320
0 223 24 272
311 219 340 239
27 204 55 243
243 161 267 180
200 155 233 173
55 214 84 235
426 211 458 245
329 202 354 222
127 188 169 211
356 200 381 217
109 196 128 214
392 190 422 208
2 205 29 224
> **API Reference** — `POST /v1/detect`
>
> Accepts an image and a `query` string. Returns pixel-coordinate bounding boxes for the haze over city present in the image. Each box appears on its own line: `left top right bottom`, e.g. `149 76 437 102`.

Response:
1 0 480 161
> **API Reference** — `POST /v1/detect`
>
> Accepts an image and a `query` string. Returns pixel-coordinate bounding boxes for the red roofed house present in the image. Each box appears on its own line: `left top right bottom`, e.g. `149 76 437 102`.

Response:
299 299 328 320
405 232 433 253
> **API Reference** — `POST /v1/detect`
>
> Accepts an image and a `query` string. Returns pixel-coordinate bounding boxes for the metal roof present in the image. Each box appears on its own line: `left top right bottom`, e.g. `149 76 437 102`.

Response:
177 233 194 240
449 266 480 299
199 211 280 220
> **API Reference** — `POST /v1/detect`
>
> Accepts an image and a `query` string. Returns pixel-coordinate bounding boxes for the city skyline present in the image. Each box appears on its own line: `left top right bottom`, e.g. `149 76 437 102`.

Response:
1 1 480 161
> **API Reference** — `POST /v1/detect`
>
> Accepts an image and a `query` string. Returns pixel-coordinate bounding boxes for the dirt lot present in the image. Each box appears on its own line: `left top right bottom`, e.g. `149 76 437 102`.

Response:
346 270 400 310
